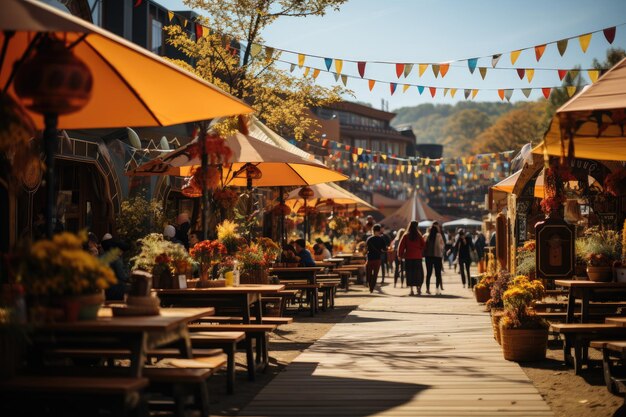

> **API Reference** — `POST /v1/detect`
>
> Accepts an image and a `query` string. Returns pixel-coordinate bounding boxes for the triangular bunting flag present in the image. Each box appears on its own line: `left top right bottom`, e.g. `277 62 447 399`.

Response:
432 64 440 78
542 88 551 99
418 64 428 76
510 50 521 65
303 67 310 76
450 88 457 98
404 64 413 78
479 67 487 80
604 26 616 44
357 61 366 78
516 68 525 79
526 69 535 83
390 83 397 95
443 88 449 97
250 43 262 57
264 47 275 62
521 88 532 98
167 11 174 21
558 69 567 80
504 89 513 101
324 58 332 71
557 39 568 56
352 154 358 162
368 79 376 91
333 72 340 82
183 18 188 27
471 89 478 99
464 89 471 99
335 59 343 74
588 69 600 83
298 54 305 68
201 26 209 38
395 63 405 78
497 89 505 101
468 58 478 74
439 63 450 78
492 54 501 68
402 84 410 93
429 87 437 97
194 23 202 40
579 33 592 52
312 68 320 79
569 69 579 79
417 85 424 95
567 86 577 97
534 44 546 61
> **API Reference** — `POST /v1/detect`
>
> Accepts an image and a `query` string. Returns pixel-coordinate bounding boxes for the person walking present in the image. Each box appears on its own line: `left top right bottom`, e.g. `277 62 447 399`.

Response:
453 229 474 288
424 222 445 295
474 230 487 273
365 224 387 293
390 228 405 288
398 220 425 296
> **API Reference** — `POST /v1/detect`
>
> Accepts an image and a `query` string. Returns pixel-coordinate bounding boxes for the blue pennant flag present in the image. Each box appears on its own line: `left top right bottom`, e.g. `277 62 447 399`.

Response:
467 58 478 74
417 85 424 95
324 58 332 71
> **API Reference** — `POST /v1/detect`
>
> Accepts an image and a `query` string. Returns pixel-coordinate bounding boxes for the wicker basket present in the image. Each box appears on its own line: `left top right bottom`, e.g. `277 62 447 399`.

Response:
491 310 504 344
500 325 548 361
240 269 269 285
474 286 491 303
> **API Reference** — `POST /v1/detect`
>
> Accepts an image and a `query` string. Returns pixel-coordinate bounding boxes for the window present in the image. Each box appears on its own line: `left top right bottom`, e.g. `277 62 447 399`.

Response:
151 19 163 54
88 0 102 27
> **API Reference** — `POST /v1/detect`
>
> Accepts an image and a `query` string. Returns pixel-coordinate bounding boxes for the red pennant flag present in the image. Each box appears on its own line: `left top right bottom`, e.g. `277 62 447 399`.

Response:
542 88 551 99
357 61 366 78
395 64 405 78
322 139 329 148
534 44 546 61
195 23 203 40
390 83 397 95
558 69 567 80
429 87 436 97
516 68 525 79
604 27 616 44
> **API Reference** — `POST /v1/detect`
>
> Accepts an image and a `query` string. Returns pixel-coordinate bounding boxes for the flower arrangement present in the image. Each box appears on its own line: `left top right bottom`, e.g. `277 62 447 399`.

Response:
516 240 536 277
236 242 266 272
328 216 347 232
190 240 226 279
213 188 239 210
217 220 245 254
578 227 620 266
19 232 116 296
604 167 626 197
540 164 575 216
500 275 547 330
256 237 281 266
486 270 512 310
219 256 235 276
131 233 192 273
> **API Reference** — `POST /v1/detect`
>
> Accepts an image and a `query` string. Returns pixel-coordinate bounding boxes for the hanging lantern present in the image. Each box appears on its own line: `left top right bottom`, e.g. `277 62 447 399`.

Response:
181 176 202 197
15 37 93 115
272 203 291 216
298 186 315 199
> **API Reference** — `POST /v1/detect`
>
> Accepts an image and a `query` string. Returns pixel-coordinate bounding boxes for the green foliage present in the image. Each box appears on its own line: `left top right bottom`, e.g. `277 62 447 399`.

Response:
130 233 192 273
115 195 167 260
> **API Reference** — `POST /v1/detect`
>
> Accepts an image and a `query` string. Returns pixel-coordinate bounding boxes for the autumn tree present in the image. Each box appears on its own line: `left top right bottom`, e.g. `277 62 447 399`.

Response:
440 108 492 157
165 0 348 140
473 102 549 154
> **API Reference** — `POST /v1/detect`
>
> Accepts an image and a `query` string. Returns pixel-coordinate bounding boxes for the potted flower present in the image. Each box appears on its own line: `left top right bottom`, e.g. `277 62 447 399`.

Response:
19 231 117 321
475 253 497 303
190 240 227 286
217 220 245 255
132 233 192 289
235 238 280 285
516 240 536 279
614 220 626 282
582 228 619 282
500 275 548 361
486 270 512 344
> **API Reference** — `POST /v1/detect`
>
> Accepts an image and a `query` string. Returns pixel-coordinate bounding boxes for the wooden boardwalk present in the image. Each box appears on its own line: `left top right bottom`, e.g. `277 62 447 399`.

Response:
240 269 553 417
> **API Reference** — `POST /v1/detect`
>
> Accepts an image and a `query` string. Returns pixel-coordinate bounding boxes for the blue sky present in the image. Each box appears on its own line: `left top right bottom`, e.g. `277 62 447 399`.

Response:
160 0 626 111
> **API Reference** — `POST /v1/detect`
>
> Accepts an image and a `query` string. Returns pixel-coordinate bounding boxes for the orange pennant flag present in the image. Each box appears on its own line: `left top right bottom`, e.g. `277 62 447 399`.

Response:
498 89 505 100
510 50 521 65
368 79 376 91
439 63 450 78
429 87 437 97
526 69 535 83
588 69 600 83
335 59 343 74
312 68 320 79
534 44 546 61
396 63 405 78
298 54 305 68
418 64 428 76
579 33 592 52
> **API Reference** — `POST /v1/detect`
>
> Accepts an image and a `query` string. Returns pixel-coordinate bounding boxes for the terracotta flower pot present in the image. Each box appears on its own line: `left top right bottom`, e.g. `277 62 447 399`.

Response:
587 266 613 282
500 325 548 361
474 286 491 303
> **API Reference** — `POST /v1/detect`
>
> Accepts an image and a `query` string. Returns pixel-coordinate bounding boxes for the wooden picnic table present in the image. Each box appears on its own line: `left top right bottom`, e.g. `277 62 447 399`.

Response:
154 285 285 324
555 280 626 323
32 306 215 377
269 267 324 315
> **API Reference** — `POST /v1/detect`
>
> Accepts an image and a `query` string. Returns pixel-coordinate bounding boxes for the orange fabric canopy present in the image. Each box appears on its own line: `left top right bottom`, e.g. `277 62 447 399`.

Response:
285 183 377 212
1 0 253 130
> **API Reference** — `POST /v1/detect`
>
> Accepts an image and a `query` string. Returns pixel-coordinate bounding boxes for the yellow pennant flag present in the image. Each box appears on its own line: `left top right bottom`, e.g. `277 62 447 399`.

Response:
402 84 410 93
183 19 188 27
414 171 419 178
579 33 592 52
298 54 305 68
400 165 406 173
368 79 376 91
202 26 209 38
588 69 600 83
250 43 262 57
357 147 364 156
418 64 428 76
312 68 320 79
407 164 413 174
168 11 174 21
352 153 358 162
567 86 577 97
424 157 430 165
381 154 387 161
450 88 457 98
303 67 310 77
335 59 343 74
471 89 479 99
510 50 521 65
526 69 535 83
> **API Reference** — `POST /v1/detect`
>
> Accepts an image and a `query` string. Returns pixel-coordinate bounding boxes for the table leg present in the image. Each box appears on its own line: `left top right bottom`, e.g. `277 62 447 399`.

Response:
176 327 193 359
566 288 576 323
242 294 252 324
254 294 263 324
128 333 148 378
581 291 590 323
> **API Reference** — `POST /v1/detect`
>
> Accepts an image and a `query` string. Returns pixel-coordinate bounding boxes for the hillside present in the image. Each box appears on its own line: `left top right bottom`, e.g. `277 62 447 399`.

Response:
391 101 550 157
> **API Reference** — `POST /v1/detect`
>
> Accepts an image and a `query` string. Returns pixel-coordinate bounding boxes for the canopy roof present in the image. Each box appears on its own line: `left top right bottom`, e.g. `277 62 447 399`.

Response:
442 218 482 228
285 182 377 212
380 192 447 231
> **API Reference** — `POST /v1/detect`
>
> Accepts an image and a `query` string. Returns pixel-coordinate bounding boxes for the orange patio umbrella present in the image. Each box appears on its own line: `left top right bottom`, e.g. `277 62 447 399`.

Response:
1 0 253 236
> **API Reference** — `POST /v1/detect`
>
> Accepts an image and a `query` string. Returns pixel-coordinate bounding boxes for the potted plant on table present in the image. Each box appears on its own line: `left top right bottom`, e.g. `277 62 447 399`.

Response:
132 233 192 289
582 228 620 282
500 275 548 361
190 240 227 287
235 238 281 285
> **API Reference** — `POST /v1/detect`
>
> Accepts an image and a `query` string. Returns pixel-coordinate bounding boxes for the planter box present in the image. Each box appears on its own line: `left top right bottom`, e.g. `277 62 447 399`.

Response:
500 325 548 361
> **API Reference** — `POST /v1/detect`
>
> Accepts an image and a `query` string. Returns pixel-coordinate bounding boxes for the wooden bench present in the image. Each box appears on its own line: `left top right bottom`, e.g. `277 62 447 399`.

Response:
198 316 294 325
317 278 341 310
280 280 321 316
550 323 626 374
590 340 626 394
144 354 226 417
0 376 148 416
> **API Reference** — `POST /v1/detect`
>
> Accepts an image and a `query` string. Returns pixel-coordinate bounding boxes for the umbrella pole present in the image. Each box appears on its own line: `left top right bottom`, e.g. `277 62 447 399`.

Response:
44 113 58 238
303 198 308 242
201 129 208 240
279 186 285 245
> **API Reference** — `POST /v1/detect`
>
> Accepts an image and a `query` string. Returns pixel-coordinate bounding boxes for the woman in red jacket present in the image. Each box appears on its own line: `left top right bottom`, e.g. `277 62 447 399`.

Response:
398 220 426 296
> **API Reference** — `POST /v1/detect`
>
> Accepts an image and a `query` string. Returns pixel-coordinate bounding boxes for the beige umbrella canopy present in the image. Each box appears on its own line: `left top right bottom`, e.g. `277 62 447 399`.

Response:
285 182 377 212
1 0 253 236
128 131 347 187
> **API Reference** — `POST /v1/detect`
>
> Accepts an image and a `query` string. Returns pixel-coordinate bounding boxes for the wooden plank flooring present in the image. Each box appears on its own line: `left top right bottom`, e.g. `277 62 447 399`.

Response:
241 269 553 417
